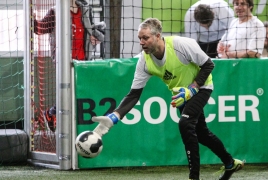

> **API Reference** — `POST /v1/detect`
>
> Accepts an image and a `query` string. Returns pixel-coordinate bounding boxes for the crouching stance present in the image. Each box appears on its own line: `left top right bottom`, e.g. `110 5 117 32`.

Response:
92 18 244 180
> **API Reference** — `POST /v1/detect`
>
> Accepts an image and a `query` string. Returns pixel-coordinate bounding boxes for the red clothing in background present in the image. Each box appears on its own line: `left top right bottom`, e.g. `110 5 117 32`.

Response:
71 8 85 60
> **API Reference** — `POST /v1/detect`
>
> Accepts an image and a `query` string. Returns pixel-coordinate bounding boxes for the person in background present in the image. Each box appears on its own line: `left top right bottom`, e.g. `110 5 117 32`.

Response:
217 0 265 58
34 0 106 132
91 18 244 180
262 21 268 57
184 0 234 58
34 0 105 61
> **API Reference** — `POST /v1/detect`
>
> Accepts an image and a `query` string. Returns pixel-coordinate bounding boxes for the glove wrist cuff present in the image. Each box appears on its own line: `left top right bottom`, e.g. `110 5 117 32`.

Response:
107 113 119 124
188 83 198 89
93 124 108 137
188 84 199 96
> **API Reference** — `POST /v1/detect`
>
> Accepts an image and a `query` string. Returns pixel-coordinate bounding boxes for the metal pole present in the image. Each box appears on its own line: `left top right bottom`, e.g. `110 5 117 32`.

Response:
110 0 122 58
56 0 72 170
23 0 31 142
100 0 105 58
104 0 111 59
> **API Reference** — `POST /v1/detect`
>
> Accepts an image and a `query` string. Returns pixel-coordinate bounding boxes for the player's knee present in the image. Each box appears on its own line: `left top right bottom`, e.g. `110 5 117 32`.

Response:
178 116 195 132
178 117 197 144
179 116 188 128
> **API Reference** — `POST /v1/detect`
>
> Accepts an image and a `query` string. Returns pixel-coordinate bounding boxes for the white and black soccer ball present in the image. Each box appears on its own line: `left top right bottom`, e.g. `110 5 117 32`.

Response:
75 131 103 158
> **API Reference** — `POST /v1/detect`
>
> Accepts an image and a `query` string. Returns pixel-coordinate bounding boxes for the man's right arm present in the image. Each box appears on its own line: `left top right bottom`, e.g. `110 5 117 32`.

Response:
114 88 143 119
92 88 143 137
92 57 150 136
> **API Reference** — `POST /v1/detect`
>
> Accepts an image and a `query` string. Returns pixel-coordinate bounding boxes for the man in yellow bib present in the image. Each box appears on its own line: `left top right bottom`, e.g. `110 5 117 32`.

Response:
91 18 243 180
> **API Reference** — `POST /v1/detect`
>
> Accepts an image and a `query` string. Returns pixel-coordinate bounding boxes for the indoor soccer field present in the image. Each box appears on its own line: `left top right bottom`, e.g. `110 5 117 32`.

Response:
1 164 268 180
1 0 268 179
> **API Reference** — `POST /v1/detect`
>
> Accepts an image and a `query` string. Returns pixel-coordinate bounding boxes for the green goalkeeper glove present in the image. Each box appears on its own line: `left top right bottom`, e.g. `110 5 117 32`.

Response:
171 84 199 108
92 113 119 137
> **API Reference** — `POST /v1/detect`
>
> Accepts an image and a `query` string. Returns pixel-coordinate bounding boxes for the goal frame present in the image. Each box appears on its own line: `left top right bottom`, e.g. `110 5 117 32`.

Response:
24 0 75 170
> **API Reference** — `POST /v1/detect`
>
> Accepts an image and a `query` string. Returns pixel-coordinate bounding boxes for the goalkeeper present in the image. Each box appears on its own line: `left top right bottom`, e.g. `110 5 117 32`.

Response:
92 18 243 180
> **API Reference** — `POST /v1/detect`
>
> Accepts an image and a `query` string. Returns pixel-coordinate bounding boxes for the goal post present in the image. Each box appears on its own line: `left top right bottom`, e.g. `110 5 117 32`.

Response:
24 0 74 170
55 0 73 170
23 0 107 170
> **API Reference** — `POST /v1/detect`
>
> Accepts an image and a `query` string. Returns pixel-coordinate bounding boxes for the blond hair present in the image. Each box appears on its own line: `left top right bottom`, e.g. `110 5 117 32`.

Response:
139 18 162 36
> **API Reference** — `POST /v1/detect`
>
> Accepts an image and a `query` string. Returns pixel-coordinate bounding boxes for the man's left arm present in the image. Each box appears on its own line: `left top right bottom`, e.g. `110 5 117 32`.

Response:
170 58 214 108
194 58 215 87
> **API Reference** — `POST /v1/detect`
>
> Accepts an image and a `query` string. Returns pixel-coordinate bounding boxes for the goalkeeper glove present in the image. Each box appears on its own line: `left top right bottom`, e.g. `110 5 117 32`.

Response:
92 113 119 137
171 84 199 108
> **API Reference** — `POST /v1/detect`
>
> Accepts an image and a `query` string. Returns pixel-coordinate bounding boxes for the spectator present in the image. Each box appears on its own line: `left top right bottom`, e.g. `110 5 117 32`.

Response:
34 0 106 61
34 0 106 132
262 21 268 57
184 0 234 58
217 0 265 58
91 18 244 180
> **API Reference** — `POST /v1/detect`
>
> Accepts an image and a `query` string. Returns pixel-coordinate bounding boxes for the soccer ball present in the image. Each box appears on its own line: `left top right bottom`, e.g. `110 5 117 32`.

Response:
75 131 103 158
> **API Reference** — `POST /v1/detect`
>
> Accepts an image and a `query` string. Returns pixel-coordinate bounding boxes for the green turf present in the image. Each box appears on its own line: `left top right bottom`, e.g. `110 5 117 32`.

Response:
0 164 268 180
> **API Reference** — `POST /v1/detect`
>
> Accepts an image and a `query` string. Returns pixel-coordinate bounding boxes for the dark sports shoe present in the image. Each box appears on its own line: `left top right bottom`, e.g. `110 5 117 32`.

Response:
43 106 56 132
218 159 244 180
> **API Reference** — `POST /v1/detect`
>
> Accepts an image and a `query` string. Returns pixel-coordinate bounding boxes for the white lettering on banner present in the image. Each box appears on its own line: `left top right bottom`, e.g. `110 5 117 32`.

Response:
218 96 236 122
121 95 260 125
214 95 260 122
143 97 166 124
239 95 260 121
121 101 141 125
206 96 216 123
121 97 180 125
